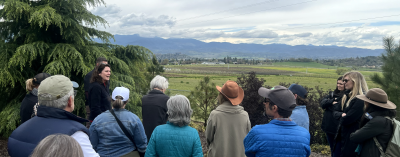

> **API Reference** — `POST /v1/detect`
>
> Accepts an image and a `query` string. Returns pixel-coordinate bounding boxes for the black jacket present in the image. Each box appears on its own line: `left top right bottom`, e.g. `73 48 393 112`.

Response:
142 90 169 141
8 106 88 157
19 92 38 124
320 91 343 134
334 92 365 157
89 82 111 120
84 69 110 106
350 111 394 157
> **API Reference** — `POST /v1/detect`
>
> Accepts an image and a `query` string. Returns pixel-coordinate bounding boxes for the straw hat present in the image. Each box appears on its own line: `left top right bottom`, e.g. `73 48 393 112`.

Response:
216 80 244 105
356 88 396 109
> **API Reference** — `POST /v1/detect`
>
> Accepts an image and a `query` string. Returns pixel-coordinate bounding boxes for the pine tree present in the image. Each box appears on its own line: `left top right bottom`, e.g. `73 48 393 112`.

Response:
0 0 154 137
188 76 218 126
371 36 400 114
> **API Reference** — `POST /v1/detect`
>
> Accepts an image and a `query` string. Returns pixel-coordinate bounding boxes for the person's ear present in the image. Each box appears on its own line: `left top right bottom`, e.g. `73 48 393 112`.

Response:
294 94 298 99
67 96 73 107
272 105 278 112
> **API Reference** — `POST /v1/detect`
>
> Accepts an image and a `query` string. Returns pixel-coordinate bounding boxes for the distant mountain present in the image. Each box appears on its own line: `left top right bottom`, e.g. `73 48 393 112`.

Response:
98 34 385 59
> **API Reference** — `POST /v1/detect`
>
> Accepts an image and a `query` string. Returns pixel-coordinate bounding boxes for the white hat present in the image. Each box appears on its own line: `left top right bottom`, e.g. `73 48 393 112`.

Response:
112 87 130 101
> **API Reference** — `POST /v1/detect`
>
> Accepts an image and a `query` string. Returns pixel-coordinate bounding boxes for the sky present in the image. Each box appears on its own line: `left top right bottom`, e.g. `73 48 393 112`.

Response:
89 0 400 49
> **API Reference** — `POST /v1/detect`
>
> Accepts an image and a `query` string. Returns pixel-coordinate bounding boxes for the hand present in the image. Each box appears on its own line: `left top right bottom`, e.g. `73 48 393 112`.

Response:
342 113 346 117
333 101 337 104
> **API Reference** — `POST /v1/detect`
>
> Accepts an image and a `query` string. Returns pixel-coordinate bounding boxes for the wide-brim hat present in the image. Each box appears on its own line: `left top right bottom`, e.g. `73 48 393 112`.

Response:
356 88 396 109
216 80 244 105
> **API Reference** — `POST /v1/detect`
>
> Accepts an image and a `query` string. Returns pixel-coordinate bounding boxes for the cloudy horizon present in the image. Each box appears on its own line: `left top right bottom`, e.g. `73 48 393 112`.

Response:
89 0 400 50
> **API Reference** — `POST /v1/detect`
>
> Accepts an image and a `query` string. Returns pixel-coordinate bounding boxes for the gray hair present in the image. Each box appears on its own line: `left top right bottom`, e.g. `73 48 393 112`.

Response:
150 75 168 90
39 89 74 110
30 134 84 157
167 95 192 127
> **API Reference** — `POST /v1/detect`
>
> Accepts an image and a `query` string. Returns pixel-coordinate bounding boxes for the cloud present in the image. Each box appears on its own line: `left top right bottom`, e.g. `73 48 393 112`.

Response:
91 4 121 17
119 13 176 27
293 32 313 37
227 29 279 38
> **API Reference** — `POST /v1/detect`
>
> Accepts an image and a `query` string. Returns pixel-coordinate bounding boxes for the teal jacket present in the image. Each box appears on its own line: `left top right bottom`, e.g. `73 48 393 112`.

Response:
145 122 203 157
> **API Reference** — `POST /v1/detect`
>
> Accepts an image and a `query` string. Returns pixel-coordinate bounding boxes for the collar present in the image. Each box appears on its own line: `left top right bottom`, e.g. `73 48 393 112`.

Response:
149 89 165 95
274 118 292 121
37 106 88 123
31 88 38 96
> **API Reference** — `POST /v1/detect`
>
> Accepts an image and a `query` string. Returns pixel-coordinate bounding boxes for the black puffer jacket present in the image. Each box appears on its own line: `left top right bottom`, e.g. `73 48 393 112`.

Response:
333 91 365 157
320 91 343 134
350 111 394 157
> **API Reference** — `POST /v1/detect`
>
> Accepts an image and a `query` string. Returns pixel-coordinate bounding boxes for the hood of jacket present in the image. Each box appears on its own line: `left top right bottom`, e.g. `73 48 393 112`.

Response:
214 101 245 114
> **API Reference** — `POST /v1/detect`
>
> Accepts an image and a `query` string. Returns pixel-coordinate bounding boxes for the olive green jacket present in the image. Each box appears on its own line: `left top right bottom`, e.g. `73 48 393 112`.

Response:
205 101 251 157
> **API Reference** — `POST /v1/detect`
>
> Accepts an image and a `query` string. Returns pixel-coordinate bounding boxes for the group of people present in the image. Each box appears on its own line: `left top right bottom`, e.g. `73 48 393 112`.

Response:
8 57 398 157
320 71 397 157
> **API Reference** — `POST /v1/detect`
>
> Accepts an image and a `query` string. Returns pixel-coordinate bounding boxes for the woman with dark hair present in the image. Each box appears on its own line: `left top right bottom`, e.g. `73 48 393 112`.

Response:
350 88 397 157
320 76 344 157
20 73 51 124
90 87 147 157
89 63 111 122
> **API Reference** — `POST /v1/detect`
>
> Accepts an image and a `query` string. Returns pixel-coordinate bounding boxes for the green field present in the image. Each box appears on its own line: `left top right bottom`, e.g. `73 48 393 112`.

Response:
164 63 382 96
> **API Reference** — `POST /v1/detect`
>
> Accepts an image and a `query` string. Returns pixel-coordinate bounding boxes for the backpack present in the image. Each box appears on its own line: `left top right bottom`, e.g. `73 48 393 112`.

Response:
373 117 400 157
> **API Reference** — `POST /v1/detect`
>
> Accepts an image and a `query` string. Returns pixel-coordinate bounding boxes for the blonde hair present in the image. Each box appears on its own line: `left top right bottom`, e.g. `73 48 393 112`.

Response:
112 96 128 109
30 134 83 157
26 78 38 91
341 71 368 110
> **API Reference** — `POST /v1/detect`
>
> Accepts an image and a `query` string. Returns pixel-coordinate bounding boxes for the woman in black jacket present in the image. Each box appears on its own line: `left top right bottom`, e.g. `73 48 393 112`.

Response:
350 88 397 157
20 73 51 124
320 76 344 156
89 64 111 122
333 71 369 157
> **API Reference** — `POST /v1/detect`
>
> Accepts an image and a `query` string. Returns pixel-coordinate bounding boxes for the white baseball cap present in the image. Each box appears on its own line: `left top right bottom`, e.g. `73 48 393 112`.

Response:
112 87 130 101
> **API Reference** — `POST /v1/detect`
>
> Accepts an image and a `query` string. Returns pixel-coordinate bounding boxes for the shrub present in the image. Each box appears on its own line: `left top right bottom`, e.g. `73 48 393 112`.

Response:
311 144 331 156
181 81 184 83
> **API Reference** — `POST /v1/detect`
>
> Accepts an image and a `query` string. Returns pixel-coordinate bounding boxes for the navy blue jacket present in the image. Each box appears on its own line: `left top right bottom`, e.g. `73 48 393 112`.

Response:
89 82 111 120
8 106 89 157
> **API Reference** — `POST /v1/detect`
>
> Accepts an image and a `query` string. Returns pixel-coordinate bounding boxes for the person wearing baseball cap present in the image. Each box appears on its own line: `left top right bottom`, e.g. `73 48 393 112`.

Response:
350 88 397 157
244 86 311 157
20 73 51 124
205 80 251 157
288 84 310 131
89 87 147 157
8 75 99 157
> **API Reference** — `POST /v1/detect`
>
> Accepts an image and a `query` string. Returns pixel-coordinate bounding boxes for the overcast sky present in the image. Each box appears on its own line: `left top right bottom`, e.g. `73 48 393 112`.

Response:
89 0 400 49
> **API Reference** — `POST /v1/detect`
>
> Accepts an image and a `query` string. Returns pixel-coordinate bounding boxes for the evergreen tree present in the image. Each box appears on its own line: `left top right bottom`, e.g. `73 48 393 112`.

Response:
188 76 218 126
371 36 400 114
0 0 154 137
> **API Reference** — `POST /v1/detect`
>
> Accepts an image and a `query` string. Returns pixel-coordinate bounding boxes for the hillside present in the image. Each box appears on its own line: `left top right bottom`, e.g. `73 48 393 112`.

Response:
99 34 385 59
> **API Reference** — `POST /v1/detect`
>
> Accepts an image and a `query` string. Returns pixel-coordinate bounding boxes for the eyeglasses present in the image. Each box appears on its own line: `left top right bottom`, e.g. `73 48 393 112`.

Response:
74 90 77 97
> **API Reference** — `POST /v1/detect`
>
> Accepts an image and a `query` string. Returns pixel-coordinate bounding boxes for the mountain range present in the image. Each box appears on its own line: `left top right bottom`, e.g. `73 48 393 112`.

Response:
98 34 385 59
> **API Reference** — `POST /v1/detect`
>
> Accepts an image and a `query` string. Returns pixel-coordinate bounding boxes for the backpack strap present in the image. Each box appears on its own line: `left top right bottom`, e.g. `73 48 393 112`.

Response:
109 109 138 151
373 137 386 157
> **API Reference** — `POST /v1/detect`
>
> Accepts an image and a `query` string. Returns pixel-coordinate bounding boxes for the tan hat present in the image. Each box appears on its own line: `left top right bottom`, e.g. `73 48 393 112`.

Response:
216 80 244 105
356 88 396 109
38 75 74 101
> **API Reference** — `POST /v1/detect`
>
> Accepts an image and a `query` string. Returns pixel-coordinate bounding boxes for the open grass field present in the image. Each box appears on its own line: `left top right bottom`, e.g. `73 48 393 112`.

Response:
164 63 382 96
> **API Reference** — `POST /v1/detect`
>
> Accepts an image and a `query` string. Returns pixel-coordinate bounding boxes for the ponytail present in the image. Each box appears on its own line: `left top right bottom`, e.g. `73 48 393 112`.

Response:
112 96 128 109
26 78 38 91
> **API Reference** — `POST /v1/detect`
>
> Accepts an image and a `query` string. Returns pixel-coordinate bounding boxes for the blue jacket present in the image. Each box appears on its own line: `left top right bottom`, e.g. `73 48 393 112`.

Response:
145 122 203 157
243 120 311 157
90 109 147 157
291 105 310 131
8 106 89 157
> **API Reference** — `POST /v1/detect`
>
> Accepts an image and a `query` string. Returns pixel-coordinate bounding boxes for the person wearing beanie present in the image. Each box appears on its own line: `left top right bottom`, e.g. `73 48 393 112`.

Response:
20 73 51 124
205 80 251 157
288 84 310 131
244 86 311 157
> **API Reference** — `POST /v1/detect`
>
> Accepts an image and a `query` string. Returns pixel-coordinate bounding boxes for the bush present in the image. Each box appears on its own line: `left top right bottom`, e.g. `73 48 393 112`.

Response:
311 144 331 156
336 68 349 75
181 81 184 83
